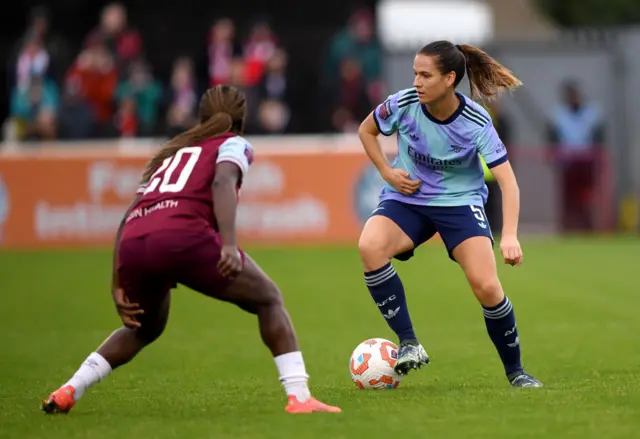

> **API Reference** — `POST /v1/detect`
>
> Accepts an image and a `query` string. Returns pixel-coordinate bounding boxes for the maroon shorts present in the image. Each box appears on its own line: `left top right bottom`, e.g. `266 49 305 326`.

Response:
117 229 244 305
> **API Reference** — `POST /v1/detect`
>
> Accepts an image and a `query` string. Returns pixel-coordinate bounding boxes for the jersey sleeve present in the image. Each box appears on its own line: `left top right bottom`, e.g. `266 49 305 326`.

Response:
373 89 416 136
476 121 508 168
216 136 254 176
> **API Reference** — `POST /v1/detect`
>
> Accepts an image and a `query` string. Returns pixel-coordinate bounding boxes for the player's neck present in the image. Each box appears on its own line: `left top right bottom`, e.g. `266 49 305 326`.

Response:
426 93 461 122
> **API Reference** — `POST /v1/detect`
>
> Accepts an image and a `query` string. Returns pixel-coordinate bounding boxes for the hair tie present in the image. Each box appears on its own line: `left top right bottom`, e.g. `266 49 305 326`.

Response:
455 44 462 51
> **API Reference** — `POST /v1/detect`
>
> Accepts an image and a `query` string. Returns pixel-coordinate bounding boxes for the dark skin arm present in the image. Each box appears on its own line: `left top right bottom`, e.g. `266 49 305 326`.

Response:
111 194 145 328
212 162 244 278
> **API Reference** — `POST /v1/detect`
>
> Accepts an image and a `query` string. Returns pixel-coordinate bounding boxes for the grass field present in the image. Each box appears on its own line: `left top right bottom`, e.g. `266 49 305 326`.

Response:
1 237 639 439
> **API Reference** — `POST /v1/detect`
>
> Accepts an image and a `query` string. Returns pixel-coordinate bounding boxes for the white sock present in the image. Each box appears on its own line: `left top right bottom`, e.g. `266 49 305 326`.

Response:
64 352 112 400
274 351 311 402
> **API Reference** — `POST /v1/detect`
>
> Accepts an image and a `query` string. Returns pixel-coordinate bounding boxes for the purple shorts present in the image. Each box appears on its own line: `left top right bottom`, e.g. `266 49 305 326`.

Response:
117 229 243 306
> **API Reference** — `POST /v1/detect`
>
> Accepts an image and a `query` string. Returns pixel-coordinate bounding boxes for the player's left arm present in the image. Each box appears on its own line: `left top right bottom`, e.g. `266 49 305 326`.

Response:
212 137 253 248
212 163 242 248
213 137 253 279
490 161 519 239
476 122 521 257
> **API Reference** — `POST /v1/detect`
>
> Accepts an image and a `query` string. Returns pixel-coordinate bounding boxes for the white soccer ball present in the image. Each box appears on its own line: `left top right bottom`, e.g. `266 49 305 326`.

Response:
349 338 403 390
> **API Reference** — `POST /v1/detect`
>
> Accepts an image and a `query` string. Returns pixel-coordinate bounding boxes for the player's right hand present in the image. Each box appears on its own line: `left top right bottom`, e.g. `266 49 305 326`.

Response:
382 168 421 195
113 287 144 329
219 245 243 279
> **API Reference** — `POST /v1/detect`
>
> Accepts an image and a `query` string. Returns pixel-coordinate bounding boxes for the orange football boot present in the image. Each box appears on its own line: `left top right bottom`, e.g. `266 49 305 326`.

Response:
285 395 342 413
41 385 76 414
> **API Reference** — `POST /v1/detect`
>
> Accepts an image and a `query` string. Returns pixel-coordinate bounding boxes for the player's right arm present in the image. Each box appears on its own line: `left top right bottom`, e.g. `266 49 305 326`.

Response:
358 90 421 195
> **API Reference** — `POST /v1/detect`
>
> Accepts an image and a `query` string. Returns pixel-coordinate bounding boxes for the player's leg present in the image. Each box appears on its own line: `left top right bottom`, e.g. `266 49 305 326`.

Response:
96 290 171 368
357 200 433 375
438 205 542 387
41 289 171 414
176 236 340 413
42 238 174 414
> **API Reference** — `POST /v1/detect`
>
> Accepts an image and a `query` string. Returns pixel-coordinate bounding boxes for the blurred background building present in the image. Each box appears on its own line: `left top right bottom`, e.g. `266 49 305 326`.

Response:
0 0 639 249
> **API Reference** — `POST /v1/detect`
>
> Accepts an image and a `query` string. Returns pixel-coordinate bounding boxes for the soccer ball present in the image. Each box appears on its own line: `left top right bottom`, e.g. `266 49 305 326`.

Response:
349 338 403 389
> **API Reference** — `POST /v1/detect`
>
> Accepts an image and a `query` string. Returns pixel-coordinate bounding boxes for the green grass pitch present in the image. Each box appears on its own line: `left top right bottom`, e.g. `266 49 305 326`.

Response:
1 237 639 439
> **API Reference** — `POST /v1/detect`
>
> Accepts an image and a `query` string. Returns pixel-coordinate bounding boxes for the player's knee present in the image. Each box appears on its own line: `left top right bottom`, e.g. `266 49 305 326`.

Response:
358 234 389 268
262 278 284 307
468 276 503 306
134 314 168 344
133 324 164 345
249 276 283 310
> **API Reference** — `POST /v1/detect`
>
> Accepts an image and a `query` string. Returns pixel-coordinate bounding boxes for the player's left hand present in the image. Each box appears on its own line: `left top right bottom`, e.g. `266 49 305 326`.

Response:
500 235 523 266
219 245 243 279
113 287 144 328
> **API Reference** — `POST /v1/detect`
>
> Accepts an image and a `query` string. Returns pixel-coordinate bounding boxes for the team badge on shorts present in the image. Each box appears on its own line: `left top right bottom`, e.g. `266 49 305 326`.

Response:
378 100 393 120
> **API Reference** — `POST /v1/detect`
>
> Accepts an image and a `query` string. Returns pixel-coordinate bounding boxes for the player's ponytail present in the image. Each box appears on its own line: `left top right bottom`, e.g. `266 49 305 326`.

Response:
140 85 246 183
456 44 522 102
419 41 522 103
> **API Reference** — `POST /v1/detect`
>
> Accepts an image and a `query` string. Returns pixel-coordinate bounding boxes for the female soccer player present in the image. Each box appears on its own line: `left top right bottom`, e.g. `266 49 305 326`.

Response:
358 41 542 387
41 85 341 414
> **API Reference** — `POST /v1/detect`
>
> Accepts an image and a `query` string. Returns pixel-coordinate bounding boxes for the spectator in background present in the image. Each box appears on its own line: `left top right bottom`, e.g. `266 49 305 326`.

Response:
9 74 59 141
58 79 97 140
331 57 372 133
115 60 162 137
7 6 72 91
323 9 384 106
257 48 290 110
255 48 294 133
228 58 246 87
206 18 241 87
225 57 262 133
114 97 138 138
257 100 290 135
84 3 143 74
243 20 277 87
66 43 118 137
547 80 604 232
13 36 50 91
165 57 199 138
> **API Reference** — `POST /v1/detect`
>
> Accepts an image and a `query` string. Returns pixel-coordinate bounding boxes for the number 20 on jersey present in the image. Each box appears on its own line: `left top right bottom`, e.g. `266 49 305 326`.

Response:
143 147 202 195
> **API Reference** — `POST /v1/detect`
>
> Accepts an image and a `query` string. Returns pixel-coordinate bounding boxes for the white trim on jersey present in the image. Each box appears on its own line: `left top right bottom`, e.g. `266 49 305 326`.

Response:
216 135 253 176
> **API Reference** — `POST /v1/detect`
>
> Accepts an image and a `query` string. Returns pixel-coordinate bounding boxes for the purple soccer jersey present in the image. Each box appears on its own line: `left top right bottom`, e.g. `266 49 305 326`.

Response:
372 88 508 207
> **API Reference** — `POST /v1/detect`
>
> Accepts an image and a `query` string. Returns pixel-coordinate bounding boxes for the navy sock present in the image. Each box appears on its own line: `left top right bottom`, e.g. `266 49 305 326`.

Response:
483 296 523 376
364 262 416 343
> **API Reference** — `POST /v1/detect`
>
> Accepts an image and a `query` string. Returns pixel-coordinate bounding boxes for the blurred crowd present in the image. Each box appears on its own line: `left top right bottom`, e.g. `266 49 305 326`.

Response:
4 2 606 232
4 3 384 141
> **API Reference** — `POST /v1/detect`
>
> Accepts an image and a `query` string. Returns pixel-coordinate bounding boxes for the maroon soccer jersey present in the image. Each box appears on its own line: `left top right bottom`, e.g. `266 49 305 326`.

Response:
121 132 254 239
